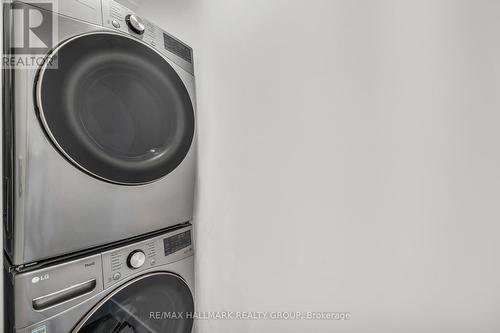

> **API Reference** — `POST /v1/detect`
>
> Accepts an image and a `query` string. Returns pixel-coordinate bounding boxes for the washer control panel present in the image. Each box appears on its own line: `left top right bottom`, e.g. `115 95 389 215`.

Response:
102 0 194 74
102 226 193 289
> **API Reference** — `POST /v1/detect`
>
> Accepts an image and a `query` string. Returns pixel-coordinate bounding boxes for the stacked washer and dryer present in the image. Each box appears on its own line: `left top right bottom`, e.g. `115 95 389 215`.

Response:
3 0 196 332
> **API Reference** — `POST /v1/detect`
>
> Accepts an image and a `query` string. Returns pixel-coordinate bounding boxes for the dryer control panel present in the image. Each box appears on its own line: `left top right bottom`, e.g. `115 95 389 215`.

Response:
101 0 194 74
101 226 194 289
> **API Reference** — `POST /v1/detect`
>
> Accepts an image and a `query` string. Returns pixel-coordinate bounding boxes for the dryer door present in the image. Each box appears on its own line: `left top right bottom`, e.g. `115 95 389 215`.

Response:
36 32 195 185
74 272 194 333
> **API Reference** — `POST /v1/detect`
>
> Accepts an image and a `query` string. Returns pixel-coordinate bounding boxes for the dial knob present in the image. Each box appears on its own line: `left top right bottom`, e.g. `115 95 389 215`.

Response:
127 250 146 269
125 14 145 35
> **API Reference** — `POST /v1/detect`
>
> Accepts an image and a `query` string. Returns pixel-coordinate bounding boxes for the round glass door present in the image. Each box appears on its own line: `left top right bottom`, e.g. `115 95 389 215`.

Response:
74 273 194 333
36 32 195 185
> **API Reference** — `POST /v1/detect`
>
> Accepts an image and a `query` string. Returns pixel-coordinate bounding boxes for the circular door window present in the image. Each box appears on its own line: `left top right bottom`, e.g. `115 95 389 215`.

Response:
74 273 194 333
36 32 195 185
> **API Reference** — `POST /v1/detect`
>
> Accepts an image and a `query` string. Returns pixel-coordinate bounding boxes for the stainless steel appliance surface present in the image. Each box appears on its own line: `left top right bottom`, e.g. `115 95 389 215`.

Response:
4 225 195 333
3 0 197 265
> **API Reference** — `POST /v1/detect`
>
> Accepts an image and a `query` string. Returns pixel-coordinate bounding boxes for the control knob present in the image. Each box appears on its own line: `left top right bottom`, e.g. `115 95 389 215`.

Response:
125 14 145 35
127 250 146 269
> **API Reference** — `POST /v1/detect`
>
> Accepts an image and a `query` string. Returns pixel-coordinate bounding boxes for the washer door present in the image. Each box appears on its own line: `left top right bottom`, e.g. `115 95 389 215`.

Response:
36 32 195 185
74 273 194 333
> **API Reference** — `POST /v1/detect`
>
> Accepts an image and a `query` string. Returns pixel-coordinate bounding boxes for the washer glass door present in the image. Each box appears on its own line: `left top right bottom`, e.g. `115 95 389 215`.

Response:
75 273 194 333
36 32 195 185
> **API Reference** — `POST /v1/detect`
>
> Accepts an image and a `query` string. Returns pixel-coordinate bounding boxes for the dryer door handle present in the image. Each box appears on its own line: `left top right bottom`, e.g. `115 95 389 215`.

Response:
32 279 97 311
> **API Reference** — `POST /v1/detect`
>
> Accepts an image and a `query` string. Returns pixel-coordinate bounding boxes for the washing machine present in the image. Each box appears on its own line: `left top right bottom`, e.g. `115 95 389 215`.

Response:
4 224 195 332
3 0 197 265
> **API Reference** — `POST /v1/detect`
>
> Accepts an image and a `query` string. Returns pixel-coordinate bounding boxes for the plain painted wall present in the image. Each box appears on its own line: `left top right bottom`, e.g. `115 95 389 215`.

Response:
81 1 500 332
2 0 499 332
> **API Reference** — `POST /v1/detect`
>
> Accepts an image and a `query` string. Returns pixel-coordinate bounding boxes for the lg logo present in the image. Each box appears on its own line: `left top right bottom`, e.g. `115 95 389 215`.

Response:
31 274 50 284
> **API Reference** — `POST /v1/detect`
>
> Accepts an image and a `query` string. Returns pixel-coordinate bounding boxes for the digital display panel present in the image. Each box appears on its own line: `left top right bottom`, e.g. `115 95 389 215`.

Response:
163 33 192 63
164 231 192 256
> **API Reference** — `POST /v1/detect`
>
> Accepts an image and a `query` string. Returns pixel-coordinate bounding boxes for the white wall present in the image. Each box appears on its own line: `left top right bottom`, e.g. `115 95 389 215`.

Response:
148 1 500 332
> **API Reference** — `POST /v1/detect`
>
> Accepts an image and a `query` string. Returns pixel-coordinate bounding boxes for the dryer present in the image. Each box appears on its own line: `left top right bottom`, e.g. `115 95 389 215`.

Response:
3 0 197 265
4 224 195 332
